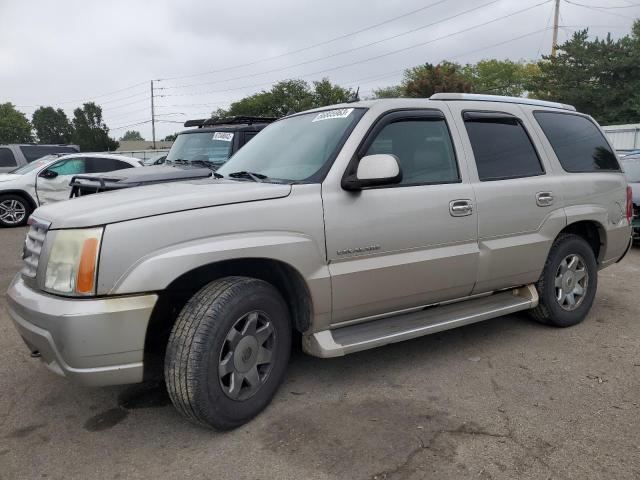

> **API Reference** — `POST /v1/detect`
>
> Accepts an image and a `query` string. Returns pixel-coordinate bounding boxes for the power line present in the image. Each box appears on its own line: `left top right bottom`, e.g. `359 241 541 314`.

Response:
155 0 449 82
565 0 640 8
158 0 552 99
15 81 148 108
110 119 152 131
16 88 148 110
158 0 504 90
565 0 640 18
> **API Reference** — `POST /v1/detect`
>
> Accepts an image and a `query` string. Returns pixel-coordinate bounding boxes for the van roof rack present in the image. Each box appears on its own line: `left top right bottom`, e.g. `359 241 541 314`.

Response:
184 116 277 128
429 93 576 112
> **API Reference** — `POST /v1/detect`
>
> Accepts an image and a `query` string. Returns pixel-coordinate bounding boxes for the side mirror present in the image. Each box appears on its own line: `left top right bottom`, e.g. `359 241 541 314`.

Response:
342 154 402 191
40 169 58 179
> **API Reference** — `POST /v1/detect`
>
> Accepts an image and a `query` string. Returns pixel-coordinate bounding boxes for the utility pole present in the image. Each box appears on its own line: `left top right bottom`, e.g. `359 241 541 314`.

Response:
551 0 561 57
150 80 156 149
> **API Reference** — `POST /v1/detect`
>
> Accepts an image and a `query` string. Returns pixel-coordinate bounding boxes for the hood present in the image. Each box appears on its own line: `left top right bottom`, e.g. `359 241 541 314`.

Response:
33 179 291 229
91 164 203 180
0 174 22 183
78 164 211 184
630 182 640 205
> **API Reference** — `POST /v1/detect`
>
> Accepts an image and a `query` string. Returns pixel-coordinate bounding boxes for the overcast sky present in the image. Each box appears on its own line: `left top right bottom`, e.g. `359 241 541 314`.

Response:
0 0 637 140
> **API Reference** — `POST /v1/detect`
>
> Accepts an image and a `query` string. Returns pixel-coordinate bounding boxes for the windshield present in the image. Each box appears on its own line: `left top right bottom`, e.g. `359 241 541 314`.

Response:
166 131 234 165
622 157 640 182
217 108 365 182
9 155 57 174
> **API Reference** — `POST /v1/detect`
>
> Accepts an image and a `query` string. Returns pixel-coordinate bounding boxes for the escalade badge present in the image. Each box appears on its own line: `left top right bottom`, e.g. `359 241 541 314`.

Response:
337 244 381 256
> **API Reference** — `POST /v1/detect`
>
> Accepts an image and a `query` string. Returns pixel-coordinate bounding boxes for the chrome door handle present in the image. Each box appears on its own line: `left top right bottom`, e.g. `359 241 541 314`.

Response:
449 199 473 217
536 191 554 207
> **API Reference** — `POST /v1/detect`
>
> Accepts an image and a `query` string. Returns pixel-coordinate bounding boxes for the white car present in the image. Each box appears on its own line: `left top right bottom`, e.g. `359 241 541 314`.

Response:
0 153 141 227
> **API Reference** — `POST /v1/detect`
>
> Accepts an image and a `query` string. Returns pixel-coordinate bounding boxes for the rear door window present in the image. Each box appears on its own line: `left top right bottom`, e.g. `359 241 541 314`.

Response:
85 158 134 173
534 111 619 172
0 148 17 167
463 112 544 181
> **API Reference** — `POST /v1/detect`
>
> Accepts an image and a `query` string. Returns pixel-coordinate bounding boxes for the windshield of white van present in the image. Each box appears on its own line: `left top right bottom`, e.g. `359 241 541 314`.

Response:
217 108 365 182
166 131 234 166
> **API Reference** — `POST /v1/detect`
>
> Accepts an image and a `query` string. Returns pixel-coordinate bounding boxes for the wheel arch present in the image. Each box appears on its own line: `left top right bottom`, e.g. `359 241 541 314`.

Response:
142 257 313 381
0 189 37 211
557 219 606 262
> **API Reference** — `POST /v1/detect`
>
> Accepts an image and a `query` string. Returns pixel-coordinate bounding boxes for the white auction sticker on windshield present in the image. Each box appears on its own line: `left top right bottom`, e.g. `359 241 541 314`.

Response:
312 108 354 122
213 132 234 142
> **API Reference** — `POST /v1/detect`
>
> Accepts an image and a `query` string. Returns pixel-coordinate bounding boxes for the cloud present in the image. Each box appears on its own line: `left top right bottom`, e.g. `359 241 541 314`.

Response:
0 0 634 139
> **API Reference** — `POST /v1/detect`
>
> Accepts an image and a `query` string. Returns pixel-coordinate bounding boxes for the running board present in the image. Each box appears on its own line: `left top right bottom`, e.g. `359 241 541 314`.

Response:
303 285 538 358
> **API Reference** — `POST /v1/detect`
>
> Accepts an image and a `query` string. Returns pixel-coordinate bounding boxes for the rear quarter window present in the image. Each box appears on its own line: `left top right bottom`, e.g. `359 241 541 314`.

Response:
20 145 79 162
534 111 620 172
0 147 17 167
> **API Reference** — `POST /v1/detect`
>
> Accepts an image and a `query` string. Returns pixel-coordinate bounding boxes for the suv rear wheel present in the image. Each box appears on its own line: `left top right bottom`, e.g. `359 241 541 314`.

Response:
0 194 31 227
530 234 598 327
164 276 291 430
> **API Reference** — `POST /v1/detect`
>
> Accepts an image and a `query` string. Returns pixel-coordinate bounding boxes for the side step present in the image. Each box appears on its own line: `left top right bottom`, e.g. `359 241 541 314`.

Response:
303 285 538 358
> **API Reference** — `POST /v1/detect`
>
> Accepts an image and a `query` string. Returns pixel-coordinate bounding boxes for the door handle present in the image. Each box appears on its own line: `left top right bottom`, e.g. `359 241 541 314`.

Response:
536 191 554 207
449 199 473 217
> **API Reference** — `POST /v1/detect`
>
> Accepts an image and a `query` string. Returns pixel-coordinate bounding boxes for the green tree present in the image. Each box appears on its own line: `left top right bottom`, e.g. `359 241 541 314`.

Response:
31 106 73 144
163 133 178 141
372 85 404 98
530 22 640 124
311 78 353 106
403 62 473 97
373 62 472 99
218 78 353 118
71 102 118 151
119 130 144 141
0 103 32 143
461 60 540 97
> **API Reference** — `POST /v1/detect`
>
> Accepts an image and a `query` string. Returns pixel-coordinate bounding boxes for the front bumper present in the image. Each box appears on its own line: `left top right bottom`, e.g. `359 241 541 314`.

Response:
6 274 157 387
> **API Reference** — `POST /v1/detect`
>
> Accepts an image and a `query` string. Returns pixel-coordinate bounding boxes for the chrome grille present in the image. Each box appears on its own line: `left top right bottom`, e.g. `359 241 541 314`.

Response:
21 218 50 278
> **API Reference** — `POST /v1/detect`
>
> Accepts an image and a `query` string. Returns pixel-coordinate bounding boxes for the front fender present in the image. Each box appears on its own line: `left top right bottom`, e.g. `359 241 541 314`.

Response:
110 230 328 294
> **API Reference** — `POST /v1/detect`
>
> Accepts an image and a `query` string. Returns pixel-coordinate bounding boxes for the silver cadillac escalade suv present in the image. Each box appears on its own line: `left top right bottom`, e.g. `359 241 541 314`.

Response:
7 94 632 430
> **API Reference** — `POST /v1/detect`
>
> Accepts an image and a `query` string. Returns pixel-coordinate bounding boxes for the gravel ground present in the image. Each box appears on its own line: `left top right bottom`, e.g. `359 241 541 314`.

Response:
1 225 639 480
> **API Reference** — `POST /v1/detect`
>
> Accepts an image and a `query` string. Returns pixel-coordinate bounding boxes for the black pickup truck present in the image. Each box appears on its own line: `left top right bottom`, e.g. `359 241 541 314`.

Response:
70 116 274 197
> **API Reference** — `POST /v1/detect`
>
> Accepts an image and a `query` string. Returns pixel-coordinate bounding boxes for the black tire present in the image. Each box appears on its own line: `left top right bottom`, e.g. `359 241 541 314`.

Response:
164 276 291 430
0 194 32 228
530 234 598 327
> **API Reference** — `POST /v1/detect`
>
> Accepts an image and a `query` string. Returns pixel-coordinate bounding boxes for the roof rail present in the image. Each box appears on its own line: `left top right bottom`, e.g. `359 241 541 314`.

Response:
183 118 207 128
429 93 576 111
184 116 277 128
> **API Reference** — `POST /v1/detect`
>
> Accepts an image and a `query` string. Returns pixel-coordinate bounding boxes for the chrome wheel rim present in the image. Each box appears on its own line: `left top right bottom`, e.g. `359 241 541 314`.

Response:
218 310 276 401
0 199 26 225
554 254 589 311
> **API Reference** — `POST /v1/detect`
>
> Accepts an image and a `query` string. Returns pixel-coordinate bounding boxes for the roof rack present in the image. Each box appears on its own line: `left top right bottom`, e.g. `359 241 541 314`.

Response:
429 93 576 111
183 116 277 128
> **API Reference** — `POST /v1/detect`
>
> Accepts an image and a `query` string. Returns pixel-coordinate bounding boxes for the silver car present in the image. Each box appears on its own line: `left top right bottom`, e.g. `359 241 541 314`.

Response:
6 94 632 430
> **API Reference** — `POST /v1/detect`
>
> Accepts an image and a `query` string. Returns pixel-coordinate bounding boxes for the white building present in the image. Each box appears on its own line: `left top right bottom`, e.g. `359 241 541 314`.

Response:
602 124 640 153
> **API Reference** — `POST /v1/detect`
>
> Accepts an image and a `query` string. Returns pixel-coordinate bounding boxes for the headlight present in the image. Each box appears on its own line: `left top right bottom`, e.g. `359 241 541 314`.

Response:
44 227 103 296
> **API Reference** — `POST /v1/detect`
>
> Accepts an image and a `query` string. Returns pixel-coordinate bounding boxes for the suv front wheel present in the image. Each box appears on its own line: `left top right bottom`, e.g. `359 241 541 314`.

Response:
164 276 291 430
531 234 598 327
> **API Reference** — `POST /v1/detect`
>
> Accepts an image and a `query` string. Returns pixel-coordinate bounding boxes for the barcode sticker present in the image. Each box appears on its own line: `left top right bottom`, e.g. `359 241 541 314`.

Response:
312 108 354 122
212 132 234 141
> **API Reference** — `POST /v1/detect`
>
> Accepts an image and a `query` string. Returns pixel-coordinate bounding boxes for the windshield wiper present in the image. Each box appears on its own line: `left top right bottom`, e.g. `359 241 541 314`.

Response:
227 171 267 182
188 159 224 172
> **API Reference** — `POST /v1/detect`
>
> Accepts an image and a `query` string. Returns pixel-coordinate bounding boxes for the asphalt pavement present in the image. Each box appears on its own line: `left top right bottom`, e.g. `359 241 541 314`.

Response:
1 226 639 479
